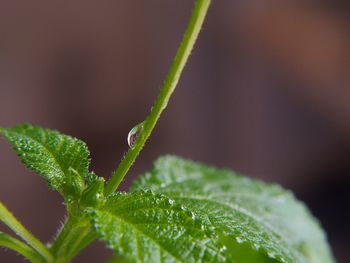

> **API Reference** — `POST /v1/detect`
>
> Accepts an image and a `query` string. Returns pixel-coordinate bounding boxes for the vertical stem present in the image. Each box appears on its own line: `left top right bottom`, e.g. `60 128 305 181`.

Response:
50 216 91 263
0 202 53 262
105 0 212 195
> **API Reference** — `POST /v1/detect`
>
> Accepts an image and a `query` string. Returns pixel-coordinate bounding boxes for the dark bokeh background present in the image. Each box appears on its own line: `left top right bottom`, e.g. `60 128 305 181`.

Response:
0 1 349 262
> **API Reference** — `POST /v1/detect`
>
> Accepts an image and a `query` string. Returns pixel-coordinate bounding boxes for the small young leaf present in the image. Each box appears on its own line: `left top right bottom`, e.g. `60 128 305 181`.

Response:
0 124 90 198
80 175 105 207
131 156 335 263
86 191 227 262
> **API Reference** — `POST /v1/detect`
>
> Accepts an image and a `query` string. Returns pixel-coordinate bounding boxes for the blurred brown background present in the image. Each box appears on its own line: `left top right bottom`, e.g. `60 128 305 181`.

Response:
0 0 349 262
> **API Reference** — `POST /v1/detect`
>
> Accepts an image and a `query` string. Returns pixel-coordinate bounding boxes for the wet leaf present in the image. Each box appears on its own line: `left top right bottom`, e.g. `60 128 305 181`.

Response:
129 156 335 263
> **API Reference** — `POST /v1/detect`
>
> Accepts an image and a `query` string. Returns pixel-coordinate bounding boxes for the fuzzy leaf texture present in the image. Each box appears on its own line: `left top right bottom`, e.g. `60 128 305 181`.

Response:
87 191 226 262
88 156 334 263
0 124 90 198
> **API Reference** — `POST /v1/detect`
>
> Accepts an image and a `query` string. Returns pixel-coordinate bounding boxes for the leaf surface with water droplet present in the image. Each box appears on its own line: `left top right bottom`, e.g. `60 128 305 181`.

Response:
86 190 226 262
130 156 335 263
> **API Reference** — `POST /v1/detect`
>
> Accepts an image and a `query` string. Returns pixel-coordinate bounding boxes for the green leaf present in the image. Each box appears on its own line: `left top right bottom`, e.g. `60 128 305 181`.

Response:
130 156 335 263
86 191 227 262
0 124 89 198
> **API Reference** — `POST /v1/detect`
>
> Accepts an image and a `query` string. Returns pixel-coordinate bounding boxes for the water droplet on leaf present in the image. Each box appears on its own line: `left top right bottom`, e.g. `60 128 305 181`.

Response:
235 237 243 243
191 212 196 220
220 245 227 252
127 121 145 148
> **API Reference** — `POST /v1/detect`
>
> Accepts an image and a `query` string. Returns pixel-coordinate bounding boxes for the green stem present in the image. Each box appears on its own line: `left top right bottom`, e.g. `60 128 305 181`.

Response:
0 202 53 262
50 216 91 263
0 231 44 263
47 1 212 261
105 0 212 195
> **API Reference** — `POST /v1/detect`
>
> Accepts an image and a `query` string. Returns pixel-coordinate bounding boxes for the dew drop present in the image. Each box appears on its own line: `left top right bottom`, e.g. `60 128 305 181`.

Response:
127 121 145 148
220 245 227 252
191 212 196 220
235 237 243 244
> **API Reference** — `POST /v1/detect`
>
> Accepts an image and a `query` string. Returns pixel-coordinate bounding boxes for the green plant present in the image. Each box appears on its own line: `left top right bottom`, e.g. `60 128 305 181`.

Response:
0 0 335 262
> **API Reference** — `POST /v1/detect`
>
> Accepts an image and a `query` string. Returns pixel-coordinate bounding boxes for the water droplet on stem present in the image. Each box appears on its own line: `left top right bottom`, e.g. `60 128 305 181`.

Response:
127 121 145 148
